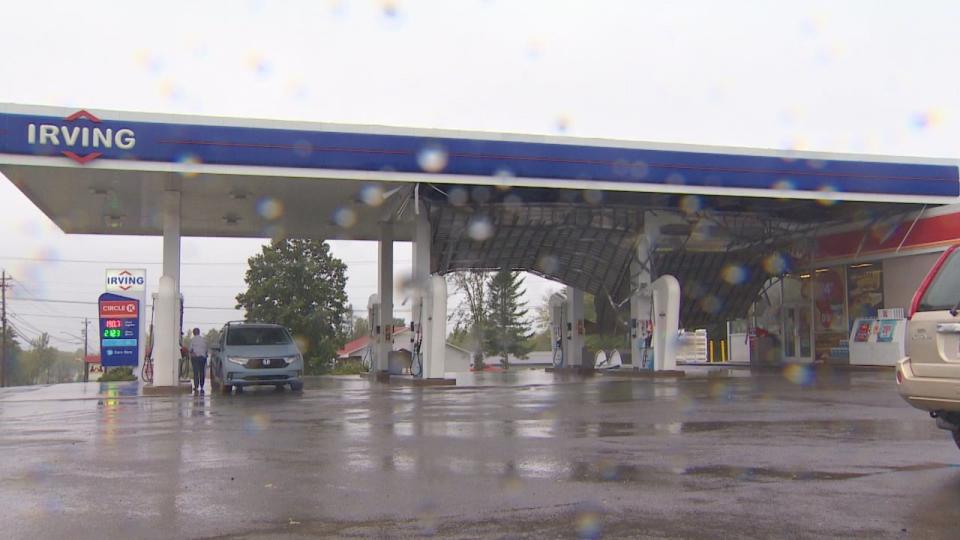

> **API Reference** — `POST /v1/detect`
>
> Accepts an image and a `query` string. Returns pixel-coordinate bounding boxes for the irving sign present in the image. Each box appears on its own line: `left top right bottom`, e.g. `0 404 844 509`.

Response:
26 109 135 164
105 269 146 293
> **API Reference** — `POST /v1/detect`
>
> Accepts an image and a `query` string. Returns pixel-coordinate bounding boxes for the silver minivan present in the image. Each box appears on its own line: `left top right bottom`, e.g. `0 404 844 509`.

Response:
897 245 960 450
210 322 304 393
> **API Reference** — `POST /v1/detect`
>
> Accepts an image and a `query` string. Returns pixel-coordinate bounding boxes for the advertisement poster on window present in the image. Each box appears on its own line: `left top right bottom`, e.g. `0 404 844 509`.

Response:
847 264 883 328
854 321 871 342
877 320 897 343
814 267 846 332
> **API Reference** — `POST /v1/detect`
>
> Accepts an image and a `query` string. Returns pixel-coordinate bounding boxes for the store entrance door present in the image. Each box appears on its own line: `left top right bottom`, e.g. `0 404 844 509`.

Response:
782 303 813 363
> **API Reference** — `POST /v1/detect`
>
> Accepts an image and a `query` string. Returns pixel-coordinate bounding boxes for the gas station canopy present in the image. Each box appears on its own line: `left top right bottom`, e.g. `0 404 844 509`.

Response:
1 103 958 326
0 103 956 242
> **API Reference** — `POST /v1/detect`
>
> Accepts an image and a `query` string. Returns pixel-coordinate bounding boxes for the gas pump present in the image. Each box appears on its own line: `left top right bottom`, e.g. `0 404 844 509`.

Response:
631 316 654 370
142 291 186 383
548 292 568 368
366 294 380 372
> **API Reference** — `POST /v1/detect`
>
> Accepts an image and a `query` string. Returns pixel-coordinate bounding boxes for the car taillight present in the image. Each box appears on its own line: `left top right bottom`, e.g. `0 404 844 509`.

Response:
896 368 903 385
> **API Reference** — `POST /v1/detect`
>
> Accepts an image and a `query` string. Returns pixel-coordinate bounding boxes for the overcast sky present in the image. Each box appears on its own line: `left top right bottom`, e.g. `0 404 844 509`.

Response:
1 0 957 351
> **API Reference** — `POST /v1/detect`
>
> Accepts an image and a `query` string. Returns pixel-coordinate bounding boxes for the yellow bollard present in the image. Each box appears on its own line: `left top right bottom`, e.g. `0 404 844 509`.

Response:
709 340 714 363
721 340 727 363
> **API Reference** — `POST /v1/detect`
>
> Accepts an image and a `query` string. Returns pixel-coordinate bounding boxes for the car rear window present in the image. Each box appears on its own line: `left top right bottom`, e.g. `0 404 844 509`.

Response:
918 249 960 312
226 327 292 346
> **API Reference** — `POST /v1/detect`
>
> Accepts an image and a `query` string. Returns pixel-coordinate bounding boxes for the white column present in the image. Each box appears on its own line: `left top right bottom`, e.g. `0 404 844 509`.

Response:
425 276 447 379
155 191 181 386
413 206 444 378
377 222 394 373
566 286 584 367
652 275 681 371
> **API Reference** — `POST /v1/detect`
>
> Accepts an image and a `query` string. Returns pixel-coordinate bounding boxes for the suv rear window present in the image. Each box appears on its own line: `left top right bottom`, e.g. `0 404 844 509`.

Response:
226 327 292 346
918 249 960 312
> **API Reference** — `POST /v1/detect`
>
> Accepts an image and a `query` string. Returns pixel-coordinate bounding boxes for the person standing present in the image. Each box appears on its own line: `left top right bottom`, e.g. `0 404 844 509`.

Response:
188 327 208 394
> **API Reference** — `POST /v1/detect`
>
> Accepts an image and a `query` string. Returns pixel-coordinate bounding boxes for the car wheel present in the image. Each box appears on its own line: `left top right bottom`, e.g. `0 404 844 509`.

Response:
953 429 960 451
290 381 304 391
274 384 285 391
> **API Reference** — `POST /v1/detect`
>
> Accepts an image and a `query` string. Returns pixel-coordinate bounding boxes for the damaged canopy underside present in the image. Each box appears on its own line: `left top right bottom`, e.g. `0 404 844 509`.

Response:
425 186 924 329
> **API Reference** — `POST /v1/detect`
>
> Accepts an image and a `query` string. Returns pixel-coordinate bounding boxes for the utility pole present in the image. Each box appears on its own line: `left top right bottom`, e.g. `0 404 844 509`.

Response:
82 318 90 383
1 269 9 388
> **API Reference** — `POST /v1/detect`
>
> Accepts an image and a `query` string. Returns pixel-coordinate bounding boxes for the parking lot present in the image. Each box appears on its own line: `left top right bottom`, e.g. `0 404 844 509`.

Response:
1 368 959 539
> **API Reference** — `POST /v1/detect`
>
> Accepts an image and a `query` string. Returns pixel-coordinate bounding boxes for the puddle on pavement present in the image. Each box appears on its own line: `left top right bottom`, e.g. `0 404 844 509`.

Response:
682 465 870 482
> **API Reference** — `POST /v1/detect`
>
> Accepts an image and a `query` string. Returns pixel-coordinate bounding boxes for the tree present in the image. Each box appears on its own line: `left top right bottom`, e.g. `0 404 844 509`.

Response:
29 332 57 384
204 328 221 347
236 239 349 374
484 270 532 368
448 271 491 362
348 316 369 340
2 323 25 385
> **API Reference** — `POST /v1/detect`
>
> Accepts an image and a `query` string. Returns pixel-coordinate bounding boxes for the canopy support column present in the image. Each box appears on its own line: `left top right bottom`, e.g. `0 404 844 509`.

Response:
154 190 181 387
377 222 394 374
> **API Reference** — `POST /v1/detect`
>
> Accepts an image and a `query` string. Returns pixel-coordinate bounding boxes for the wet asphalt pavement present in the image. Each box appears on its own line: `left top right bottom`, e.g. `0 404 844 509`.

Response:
2 367 959 539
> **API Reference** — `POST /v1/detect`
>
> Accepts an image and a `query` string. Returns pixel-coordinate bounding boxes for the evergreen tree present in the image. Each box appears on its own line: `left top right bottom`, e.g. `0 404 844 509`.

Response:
484 270 532 368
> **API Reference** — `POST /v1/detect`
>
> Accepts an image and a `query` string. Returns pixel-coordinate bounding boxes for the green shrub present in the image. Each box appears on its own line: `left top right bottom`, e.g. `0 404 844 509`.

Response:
305 357 333 375
330 360 368 375
99 367 137 382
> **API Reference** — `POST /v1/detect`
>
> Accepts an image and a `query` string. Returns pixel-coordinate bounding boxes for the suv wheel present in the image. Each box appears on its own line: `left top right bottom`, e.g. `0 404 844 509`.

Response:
290 381 304 391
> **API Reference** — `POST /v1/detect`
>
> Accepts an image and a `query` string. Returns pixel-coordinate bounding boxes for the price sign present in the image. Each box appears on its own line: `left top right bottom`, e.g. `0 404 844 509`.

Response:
98 293 140 367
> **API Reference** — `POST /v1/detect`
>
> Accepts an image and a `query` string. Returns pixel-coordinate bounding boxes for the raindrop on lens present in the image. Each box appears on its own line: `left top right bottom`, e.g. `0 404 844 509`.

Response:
721 264 748 285
256 197 283 220
467 216 494 241
417 145 448 173
583 190 603 205
176 153 202 178
772 178 797 191
448 187 468 206
701 295 723 314
666 172 686 185
537 254 559 274
763 253 788 275
471 186 492 204
817 184 839 206
333 207 357 228
679 195 702 214
360 185 385 207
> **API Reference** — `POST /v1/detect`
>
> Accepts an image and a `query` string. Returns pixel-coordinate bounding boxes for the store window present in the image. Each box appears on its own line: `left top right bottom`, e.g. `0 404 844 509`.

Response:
847 262 883 325
813 266 847 360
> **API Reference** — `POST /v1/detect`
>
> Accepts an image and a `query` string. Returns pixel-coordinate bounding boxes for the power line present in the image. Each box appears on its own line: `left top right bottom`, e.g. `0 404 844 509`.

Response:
9 296 242 311
7 312 90 320
9 314 46 337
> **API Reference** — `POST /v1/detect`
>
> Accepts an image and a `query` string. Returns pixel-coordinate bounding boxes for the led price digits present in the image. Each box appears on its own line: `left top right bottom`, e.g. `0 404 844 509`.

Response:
103 328 122 338
105 320 122 329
